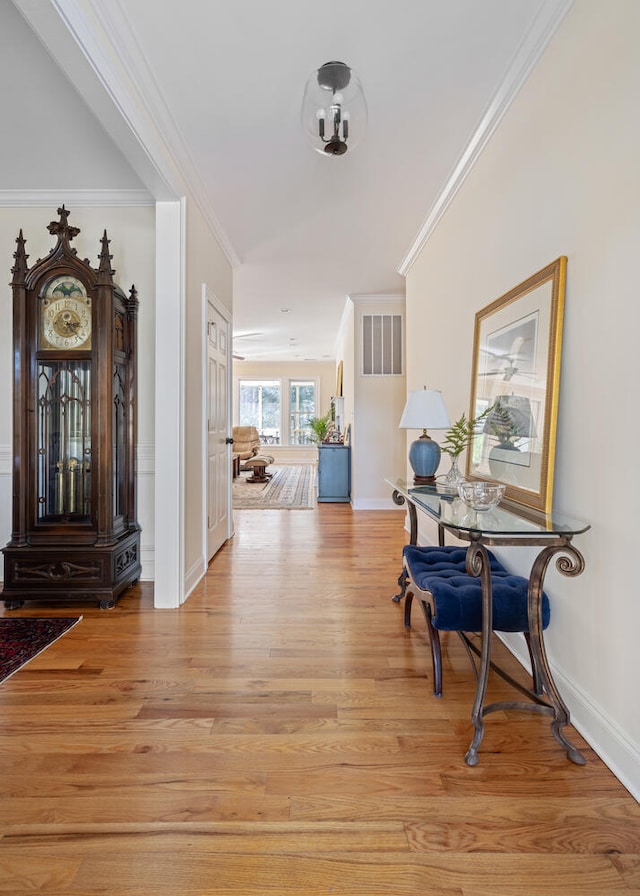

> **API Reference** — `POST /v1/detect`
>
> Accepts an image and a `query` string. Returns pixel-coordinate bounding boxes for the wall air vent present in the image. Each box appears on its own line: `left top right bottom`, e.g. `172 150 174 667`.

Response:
361 314 403 376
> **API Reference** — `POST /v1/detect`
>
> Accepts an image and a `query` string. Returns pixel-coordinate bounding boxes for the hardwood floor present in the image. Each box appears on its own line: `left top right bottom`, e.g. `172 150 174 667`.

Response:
1 505 639 894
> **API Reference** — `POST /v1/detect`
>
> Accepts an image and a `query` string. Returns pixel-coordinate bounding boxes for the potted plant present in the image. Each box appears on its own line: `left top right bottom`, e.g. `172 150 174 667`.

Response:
308 411 332 444
440 406 493 486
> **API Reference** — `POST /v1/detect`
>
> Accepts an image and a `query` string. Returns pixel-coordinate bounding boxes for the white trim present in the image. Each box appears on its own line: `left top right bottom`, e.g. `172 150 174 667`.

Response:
13 0 176 202
153 199 185 608
500 633 640 803
139 544 154 583
398 0 574 275
88 0 240 265
201 286 208 581
136 442 154 581
235 375 321 447
348 293 405 305
410 518 640 802
29 0 240 266
200 284 234 586
136 442 154 474
0 445 11 476
184 556 205 601
351 498 402 511
0 445 10 582
200 286 209 585
0 190 153 207
334 297 354 359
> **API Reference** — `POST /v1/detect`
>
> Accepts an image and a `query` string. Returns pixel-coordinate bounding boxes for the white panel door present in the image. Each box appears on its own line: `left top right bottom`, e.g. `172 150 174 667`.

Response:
207 301 231 562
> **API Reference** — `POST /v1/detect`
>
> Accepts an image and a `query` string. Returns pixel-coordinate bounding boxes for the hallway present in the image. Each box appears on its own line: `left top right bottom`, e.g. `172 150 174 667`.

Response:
1 506 638 894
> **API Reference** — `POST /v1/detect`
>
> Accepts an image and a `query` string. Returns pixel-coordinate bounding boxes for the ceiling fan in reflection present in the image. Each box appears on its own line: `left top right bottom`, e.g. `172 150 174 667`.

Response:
232 331 264 361
479 336 535 381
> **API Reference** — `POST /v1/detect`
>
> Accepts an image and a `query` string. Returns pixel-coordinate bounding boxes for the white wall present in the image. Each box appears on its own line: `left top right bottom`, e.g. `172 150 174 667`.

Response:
183 199 233 594
335 298 355 457
0 204 156 580
404 0 640 797
349 295 407 509
0 2 145 192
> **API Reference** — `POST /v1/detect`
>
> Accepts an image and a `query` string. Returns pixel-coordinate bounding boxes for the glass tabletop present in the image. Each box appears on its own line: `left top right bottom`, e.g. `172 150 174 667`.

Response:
386 477 590 538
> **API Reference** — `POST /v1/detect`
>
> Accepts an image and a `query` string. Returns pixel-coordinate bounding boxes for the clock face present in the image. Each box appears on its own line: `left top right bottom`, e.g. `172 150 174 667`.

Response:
41 277 92 350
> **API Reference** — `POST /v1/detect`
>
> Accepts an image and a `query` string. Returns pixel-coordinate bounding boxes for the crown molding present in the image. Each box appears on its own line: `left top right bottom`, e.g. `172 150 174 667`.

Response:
0 189 153 208
398 0 574 276
14 0 239 266
75 0 240 267
348 293 405 305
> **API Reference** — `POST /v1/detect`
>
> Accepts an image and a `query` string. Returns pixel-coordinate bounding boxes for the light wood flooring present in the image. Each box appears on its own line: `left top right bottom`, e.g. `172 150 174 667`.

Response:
1 505 639 895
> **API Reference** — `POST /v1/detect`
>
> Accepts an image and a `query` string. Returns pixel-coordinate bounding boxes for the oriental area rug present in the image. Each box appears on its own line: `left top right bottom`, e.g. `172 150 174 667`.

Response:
233 464 316 509
0 616 82 684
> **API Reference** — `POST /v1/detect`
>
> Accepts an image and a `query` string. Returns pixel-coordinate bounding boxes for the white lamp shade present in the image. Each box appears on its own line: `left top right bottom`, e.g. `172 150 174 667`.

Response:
399 389 450 431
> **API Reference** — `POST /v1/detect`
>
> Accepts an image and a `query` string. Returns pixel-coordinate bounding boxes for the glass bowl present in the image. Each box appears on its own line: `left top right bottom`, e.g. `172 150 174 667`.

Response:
458 481 505 511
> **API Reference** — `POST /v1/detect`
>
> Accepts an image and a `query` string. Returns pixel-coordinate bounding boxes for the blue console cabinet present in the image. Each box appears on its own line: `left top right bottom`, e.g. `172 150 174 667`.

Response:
317 445 351 503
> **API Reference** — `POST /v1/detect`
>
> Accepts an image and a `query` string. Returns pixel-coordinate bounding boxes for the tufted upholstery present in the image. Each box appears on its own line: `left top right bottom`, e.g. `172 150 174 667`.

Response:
402 545 550 632
402 543 550 697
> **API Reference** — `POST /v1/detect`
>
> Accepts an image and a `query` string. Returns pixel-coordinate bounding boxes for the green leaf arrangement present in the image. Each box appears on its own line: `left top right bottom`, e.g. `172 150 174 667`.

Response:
440 406 494 458
308 411 332 443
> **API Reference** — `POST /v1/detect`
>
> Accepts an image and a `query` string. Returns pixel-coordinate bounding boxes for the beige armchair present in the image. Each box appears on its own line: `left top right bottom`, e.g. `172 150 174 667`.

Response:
231 426 275 482
232 425 261 461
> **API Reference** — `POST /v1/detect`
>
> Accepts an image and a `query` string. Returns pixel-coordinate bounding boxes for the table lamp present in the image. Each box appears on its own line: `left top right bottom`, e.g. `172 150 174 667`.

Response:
399 387 450 484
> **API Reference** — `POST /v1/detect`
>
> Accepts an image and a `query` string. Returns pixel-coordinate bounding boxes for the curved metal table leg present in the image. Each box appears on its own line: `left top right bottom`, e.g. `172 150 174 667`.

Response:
462 536 586 766
391 489 417 602
464 540 493 766
527 541 587 765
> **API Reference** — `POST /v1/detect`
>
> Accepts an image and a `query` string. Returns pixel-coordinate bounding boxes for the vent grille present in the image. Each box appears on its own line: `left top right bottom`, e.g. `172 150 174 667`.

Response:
362 314 403 376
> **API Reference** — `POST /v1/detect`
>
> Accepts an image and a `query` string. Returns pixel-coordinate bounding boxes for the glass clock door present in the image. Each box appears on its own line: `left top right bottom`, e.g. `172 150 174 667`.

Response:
37 361 91 521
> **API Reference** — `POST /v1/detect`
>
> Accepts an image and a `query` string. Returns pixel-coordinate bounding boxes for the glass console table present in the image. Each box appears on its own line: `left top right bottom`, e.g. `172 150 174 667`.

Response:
386 477 590 766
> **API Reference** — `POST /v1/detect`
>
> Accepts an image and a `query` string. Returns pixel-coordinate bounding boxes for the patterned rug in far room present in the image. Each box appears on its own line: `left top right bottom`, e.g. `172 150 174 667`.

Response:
232 464 316 509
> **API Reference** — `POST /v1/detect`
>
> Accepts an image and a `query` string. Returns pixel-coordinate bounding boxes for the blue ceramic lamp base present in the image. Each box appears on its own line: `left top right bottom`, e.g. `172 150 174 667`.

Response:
409 434 442 484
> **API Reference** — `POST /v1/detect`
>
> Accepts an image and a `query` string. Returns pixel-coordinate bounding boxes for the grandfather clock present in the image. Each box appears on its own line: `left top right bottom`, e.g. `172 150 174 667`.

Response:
2 207 141 609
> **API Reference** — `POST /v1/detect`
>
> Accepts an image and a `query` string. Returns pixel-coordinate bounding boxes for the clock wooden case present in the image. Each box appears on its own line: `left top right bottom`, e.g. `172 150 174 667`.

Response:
2 207 141 609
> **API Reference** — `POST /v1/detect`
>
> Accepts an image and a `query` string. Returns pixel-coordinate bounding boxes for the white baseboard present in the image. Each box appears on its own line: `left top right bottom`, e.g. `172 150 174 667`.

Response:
268 448 317 464
351 498 405 510
408 519 640 801
139 548 154 582
184 555 206 601
501 632 640 803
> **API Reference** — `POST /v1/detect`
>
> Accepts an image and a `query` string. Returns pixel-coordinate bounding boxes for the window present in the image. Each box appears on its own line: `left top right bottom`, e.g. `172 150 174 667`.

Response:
289 380 316 445
238 380 281 443
237 377 319 446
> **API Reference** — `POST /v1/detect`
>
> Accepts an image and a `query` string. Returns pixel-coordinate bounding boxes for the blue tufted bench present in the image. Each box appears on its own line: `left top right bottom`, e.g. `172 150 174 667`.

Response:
402 544 550 697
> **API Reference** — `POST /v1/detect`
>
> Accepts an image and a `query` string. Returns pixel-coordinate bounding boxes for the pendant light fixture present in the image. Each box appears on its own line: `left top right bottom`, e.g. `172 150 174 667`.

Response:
301 61 367 156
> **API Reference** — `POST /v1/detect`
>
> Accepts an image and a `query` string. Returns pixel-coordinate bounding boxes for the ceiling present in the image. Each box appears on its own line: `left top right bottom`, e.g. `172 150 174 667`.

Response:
7 0 570 361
